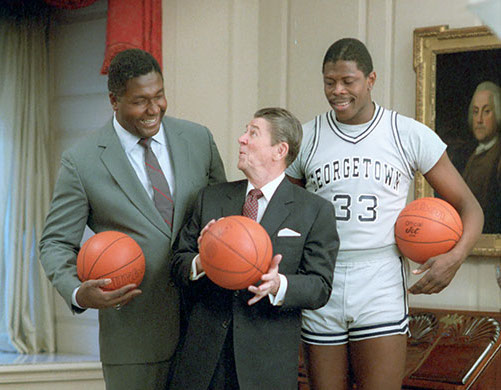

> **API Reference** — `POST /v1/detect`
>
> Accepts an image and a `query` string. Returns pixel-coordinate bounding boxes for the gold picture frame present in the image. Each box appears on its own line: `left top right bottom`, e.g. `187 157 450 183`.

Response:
413 25 501 257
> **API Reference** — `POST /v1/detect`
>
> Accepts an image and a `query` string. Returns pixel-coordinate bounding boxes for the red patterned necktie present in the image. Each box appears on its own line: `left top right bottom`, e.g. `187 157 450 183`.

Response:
242 189 263 221
139 137 174 228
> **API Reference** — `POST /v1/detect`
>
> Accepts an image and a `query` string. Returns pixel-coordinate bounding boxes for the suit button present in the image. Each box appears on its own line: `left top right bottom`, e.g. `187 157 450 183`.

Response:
222 320 229 329
234 291 240 297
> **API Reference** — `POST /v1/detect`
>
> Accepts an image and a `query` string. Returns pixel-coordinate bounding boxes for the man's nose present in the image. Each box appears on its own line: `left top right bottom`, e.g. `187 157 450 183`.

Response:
333 83 346 95
146 101 160 115
238 133 247 144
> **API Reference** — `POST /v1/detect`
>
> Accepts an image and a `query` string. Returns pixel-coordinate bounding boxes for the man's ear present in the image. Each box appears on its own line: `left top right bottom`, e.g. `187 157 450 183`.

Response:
274 142 289 162
109 93 119 111
367 71 376 91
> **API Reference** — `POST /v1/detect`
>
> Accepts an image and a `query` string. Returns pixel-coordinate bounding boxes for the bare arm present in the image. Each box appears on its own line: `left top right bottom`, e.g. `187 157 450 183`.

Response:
286 174 306 187
408 152 484 294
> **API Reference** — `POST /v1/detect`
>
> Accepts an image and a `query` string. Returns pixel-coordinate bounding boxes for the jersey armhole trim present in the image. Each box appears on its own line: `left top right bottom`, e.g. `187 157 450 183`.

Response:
391 111 414 179
304 115 321 168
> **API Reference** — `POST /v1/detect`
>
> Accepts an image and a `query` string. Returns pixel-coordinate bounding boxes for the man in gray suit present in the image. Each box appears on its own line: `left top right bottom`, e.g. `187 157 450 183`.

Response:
39 49 226 390
169 107 339 389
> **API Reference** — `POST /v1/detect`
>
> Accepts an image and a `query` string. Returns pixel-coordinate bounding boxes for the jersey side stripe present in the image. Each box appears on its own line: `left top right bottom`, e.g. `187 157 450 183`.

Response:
326 105 384 144
391 111 414 179
301 328 349 344
349 314 409 333
305 114 321 168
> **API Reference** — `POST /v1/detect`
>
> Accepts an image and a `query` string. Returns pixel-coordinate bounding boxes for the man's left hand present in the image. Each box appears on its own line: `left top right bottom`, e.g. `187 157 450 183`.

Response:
408 251 463 294
247 254 282 305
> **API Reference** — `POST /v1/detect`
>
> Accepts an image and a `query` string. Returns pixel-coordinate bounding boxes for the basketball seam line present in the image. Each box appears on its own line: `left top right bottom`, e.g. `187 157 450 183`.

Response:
201 217 272 288
94 252 144 279
203 231 263 272
394 237 458 244
397 214 462 238
85 236 129 280
428 198 463 232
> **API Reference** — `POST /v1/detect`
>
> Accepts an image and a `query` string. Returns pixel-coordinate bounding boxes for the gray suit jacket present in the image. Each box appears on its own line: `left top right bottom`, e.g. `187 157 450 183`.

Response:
39 116 226 364
170 178 339 390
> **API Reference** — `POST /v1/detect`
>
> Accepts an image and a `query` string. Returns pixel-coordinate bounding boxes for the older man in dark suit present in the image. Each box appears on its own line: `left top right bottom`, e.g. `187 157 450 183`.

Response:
39 49 226 390
169 107 339 390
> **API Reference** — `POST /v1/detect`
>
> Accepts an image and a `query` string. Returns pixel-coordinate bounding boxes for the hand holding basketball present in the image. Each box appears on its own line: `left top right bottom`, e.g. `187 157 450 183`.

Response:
247 253 282 306
77 231 145 290
198 219 218 244
76 231 145 309
76 279 142 310
397 198 466 295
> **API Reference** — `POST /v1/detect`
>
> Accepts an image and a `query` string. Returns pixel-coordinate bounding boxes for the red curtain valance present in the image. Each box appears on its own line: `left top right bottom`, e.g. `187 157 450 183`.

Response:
100 0 163 75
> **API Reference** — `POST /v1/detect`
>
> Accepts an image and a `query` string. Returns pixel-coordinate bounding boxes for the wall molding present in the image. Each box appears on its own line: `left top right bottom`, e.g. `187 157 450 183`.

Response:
0 361 104 390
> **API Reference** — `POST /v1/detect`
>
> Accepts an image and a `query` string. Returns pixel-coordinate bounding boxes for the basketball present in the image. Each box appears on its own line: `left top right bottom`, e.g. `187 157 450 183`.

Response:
199 216 273 290
77 231 145 291
395 197 463 264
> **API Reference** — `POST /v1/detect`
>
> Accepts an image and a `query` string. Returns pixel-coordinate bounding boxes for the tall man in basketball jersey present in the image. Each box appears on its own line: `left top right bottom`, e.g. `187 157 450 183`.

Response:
286 38 483 389
169 107 339 390
39 49 226 390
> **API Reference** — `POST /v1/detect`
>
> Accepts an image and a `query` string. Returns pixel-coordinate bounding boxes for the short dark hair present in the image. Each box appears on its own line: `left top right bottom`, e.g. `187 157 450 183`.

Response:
322 38 373 76
253 107 303 167
107 49 162 97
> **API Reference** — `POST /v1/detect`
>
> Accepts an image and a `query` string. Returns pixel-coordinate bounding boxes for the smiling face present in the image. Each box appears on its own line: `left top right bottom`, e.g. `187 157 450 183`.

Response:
472 90 498 143
109 71 167 138
323 60 376 125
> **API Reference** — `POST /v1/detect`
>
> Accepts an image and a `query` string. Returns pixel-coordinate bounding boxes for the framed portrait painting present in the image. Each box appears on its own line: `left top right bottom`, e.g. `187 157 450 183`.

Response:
413 25 501 257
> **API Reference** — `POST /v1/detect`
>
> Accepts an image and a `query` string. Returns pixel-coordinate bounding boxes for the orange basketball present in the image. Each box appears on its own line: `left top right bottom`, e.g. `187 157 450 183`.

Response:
77 231 145 291
395 197 463 264
199 216 273 290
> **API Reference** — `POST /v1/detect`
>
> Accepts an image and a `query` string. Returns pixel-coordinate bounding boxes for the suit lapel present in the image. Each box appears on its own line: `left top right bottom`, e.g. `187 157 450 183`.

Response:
222 180 247 217
163 118 189 236
98 121 171 238
260 178 294 238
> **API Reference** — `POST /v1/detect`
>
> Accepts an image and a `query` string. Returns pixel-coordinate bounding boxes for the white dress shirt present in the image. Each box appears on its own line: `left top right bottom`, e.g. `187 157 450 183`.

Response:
113 114 175 198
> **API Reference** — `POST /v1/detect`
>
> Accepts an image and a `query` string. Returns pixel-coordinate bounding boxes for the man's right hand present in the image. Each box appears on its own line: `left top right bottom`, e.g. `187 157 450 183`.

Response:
76 279 142 309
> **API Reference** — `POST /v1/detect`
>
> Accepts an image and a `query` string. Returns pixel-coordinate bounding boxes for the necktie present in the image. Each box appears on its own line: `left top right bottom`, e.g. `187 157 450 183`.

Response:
139 137 174 228
242 189 263 221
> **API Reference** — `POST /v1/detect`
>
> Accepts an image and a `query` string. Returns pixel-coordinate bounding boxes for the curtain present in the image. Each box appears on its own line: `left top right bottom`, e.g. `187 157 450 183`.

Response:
0 14 56 354
101 0 163 74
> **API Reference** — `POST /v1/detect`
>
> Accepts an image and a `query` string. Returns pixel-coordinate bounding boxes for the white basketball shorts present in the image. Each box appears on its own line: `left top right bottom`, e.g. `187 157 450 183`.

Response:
301 246 409 345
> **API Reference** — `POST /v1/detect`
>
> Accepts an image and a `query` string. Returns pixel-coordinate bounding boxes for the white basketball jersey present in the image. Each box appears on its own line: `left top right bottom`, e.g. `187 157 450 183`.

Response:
287 103 446 252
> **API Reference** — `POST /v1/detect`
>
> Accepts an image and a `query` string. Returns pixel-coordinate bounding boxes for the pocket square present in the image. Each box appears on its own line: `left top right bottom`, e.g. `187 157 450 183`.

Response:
277 228 301 237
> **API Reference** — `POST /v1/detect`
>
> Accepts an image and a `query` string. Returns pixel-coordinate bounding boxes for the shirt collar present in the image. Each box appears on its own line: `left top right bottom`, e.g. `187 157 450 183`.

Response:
246 172 285 201
474 135 498 155
332 102 379 133
113 113 166 153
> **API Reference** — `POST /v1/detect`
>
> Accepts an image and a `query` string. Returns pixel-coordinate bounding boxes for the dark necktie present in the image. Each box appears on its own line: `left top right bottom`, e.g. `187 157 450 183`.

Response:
242 189 263 221
139 137 174 228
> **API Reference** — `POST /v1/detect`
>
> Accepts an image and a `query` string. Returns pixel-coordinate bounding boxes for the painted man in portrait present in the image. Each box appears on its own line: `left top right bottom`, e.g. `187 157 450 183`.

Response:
462 81 501 234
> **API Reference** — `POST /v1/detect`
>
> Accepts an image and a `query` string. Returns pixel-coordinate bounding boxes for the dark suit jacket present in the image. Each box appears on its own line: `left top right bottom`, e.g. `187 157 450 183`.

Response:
39 116 226 364
170 178 339 390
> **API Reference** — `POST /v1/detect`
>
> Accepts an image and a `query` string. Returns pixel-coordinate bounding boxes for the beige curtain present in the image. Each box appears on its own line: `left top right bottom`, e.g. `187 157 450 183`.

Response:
0 15 56 353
